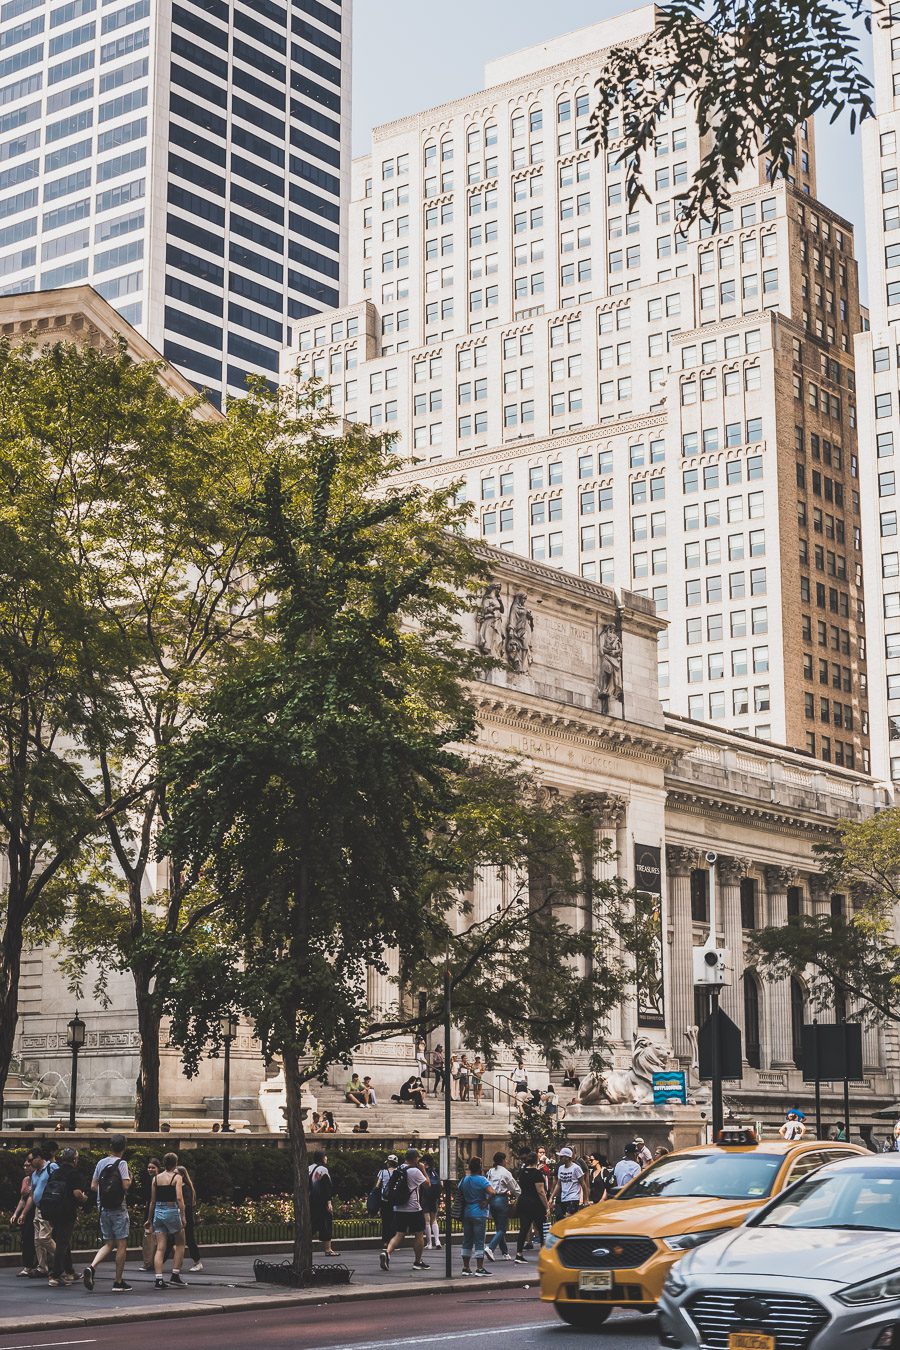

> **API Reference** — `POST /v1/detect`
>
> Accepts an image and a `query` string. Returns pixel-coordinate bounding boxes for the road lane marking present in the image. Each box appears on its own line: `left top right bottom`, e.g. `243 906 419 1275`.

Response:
0 1341 97 1350
332 1325 550 1350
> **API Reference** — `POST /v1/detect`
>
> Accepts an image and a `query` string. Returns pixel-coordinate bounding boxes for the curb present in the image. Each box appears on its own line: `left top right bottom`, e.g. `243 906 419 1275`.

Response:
0 1274 536 1333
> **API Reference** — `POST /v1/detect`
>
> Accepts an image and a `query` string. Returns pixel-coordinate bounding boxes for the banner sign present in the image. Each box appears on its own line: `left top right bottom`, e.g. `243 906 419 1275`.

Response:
652 1071 687 1105
635 843 665 1028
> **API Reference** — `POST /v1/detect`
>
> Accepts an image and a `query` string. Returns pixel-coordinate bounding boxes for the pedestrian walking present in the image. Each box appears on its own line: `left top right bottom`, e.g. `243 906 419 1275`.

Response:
420 1153 442 1250
510 1059 529 1113
611 1142 641 1193
42 1148 88 1287
414 1037 428 1080
141 1159 161 1270
471 1057 485 1106
515 1152 550 1261
831 1120 848 1141
374 1153 398 1247
176 1164 203 1271
12 1153 37 1276
457 1156 494 1277
431 1045 445 1097
147 1152 187 1289
308 1151 339 1257
27 1145 59 1277
380 1147 430 1271
485 1151 520 1261
549 1147 587 1219
779 1109 806 1141
83 1133 133 1293
586 1153 610 1204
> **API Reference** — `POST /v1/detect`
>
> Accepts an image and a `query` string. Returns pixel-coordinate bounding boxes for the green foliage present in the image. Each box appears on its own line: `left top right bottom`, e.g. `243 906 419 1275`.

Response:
590 0 888 221
508 1100 565 1162
750 808 900 1022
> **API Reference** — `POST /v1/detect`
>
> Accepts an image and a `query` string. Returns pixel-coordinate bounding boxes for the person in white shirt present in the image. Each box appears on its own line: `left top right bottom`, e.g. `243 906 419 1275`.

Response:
549 1146 587 1218
381 1148 431 1272
612 1143 642 1192
779 1109 806 1141
634 1136 653 1167
510 1060 529 1114
485 1151 521 1261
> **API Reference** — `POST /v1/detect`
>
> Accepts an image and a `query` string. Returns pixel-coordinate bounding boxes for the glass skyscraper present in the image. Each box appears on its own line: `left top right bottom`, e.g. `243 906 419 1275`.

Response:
0 0 350 404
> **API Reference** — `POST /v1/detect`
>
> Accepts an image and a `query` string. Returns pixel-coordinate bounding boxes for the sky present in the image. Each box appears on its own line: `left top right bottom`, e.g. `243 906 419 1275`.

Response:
351 0 869 291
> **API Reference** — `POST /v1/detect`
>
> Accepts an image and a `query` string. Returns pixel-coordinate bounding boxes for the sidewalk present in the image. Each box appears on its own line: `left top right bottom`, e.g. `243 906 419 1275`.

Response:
0 1242 537 1333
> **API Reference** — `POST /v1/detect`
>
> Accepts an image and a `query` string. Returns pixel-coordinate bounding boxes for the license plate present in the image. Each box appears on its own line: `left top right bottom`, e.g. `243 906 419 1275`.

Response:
729 1335 775 1350
578 1270 613 1292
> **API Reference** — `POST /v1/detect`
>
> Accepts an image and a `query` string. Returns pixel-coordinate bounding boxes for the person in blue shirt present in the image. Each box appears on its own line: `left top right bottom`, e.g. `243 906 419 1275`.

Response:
23 1145 59 1276
457 1156 494 1277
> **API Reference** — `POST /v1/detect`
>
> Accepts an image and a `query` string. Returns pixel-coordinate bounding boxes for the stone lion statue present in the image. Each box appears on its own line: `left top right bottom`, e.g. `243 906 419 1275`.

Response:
577 1034 674 1106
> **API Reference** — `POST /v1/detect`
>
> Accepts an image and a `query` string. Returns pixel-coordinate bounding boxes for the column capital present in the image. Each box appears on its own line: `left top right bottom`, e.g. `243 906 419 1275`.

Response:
765 864 800 891
666 844 702 877
718 855 753 886
577 791 628 827
808 874 831 904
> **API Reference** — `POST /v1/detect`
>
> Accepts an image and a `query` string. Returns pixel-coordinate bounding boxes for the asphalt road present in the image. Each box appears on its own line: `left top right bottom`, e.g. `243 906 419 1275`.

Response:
0 1289 659 1350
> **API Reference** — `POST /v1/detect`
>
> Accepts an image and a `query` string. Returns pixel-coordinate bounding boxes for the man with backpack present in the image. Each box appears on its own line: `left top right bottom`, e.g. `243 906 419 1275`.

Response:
307 1151 338 1257
23 1145 58 1277
83 1134 132 1292
41 1148 88 1287
380 1147 430 1271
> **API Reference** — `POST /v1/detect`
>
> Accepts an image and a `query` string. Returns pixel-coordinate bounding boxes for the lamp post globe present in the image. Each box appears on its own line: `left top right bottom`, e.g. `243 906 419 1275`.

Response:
219 1015 238 1132
66 1012 86 1130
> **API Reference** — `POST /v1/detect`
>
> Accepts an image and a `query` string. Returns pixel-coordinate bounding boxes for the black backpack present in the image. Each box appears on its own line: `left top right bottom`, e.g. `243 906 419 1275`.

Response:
37 1166 68 1221
98 1160 125 1211
383 1164 410 1207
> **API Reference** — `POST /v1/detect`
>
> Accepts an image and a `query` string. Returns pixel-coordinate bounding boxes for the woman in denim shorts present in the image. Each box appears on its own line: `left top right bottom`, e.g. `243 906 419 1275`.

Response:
145 1152 187 1290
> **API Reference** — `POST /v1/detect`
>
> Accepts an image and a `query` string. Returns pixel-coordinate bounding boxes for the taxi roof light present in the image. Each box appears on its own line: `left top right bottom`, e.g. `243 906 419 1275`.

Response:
716 1126 758 1147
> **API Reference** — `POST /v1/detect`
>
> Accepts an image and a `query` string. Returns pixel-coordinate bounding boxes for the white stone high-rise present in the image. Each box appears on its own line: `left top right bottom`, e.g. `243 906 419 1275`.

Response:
855 19 900 782
0 0 351 406
284 5 870 772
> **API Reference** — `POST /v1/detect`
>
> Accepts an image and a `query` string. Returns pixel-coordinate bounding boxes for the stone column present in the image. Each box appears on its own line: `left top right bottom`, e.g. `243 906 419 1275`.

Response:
765 866 799 1068
718 855 752 1041
473 864 505 923
666 844 702 1063
579 793 628 1050
367 947 399 1021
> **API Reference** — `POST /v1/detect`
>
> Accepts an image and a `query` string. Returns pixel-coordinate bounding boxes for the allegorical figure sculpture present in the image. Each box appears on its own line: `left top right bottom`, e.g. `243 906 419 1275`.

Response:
504 591 534 672
475 581 504 659
598 624 624 711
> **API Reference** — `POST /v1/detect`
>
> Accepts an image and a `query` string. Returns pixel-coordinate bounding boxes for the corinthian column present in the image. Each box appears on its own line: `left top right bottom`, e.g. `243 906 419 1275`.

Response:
667 844 702 1063
579 793 628 1042
765 866 799 1068
718 856 752 1041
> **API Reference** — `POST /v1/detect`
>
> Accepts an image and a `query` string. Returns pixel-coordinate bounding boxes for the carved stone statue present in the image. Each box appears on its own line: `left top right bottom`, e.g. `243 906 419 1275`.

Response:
598 624 624 711
577 1034 674 1106
475 581 504 659
504 591 534 672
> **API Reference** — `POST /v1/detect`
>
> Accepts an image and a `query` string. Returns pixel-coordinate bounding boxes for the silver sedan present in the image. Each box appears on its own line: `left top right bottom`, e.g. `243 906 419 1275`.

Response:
658 1154 900 1350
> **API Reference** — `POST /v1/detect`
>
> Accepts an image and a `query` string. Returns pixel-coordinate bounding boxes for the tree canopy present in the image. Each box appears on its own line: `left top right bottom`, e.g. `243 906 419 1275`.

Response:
591 0 887 220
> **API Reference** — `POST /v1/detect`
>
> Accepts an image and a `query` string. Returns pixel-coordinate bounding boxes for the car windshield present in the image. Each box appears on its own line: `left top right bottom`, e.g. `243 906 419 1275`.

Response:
619 1151 783 1201
757 1171 900 1231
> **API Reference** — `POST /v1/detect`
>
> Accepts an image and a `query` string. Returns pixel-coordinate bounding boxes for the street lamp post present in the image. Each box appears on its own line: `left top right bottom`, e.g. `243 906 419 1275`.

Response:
219 1015 239 1132
66 1013 86 1132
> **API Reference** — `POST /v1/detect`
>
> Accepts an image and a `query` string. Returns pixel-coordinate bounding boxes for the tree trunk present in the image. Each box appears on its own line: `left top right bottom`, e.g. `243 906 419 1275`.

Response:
283 1046 313 1278
133 968 162 1132
0 934 22 1124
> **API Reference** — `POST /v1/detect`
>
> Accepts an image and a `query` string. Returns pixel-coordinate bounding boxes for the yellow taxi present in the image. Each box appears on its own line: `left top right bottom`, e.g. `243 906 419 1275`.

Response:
538 1129 865 1329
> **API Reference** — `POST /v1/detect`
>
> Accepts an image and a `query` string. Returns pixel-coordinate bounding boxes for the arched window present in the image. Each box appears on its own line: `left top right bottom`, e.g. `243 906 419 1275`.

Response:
511 110 526 140
424 141 436 168
529 105 543 133
557 96 572 123
440 136 453 163
744 972 761 1069
791 975 806 1068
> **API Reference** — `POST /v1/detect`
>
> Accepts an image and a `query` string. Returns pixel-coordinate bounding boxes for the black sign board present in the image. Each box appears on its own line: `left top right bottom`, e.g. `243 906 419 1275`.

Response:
698 1006 743 1082
634 844 665 1028
802 1022 863 1082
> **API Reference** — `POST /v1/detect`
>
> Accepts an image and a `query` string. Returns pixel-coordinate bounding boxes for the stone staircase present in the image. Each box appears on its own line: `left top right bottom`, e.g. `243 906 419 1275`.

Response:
311 1083 515 1140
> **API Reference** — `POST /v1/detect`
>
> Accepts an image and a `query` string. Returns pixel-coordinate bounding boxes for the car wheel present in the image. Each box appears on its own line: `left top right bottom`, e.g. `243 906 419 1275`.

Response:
555 1304 613 1329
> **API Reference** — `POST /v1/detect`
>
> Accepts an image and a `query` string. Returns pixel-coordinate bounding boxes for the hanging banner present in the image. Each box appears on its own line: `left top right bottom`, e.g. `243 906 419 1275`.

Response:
652 1070 687 1105
635 843 666 1028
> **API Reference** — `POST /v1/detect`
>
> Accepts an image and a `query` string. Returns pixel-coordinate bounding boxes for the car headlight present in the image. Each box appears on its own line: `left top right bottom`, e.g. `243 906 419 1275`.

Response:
663 1227 731 1252
663 1266 689 1297
836 1269 900 1305
543 1232 561 1249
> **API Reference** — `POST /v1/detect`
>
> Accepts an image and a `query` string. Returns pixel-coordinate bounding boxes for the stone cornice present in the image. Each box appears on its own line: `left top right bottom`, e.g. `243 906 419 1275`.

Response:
475 541 617 610
474 692 688 768
665 787 838 838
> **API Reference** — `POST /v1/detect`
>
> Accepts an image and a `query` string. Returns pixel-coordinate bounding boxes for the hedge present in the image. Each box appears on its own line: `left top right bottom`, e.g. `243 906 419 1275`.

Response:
0 1142 395 1211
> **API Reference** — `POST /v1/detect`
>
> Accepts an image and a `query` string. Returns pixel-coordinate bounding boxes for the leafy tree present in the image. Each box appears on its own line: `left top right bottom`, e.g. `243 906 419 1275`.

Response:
60 380 301 1129
750 809 900 1024
163 414 653 1277
508 1097 565 1162
0 338 209 1121
591 0 888 220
